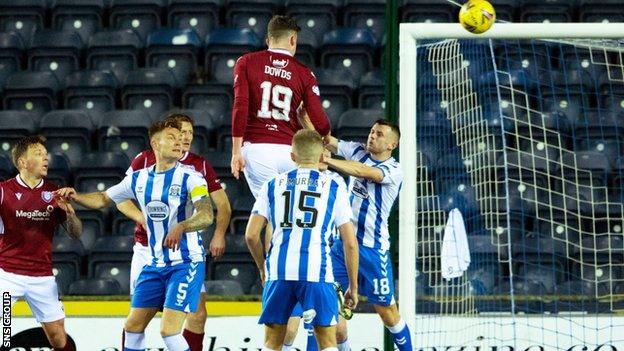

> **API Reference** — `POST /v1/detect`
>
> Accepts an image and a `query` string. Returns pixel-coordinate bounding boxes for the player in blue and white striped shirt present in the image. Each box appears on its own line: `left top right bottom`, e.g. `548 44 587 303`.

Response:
323 119 413 351
56 119 214 351
245 130 359 351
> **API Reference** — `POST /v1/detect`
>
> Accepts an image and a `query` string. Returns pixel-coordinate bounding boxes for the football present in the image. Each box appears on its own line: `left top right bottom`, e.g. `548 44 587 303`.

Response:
459 0 496 34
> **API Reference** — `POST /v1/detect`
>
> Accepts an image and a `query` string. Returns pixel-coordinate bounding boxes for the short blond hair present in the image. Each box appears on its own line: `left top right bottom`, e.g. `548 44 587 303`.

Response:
292 129 323 163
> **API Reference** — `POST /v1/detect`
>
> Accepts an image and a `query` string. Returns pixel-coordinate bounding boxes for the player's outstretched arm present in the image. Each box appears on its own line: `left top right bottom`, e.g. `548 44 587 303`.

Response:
324 155 384 183
209 189 232 259
164 197 214 251
245 214 268 284
338 222 359 310
57 198 82 239
55 188 113 209
116 200 146 230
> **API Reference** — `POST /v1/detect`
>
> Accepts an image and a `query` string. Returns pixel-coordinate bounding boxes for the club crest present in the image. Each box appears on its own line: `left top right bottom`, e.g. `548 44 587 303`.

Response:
41 191 53 203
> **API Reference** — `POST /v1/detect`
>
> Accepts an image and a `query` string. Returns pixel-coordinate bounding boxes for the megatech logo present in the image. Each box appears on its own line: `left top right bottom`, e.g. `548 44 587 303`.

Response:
15 209 51 220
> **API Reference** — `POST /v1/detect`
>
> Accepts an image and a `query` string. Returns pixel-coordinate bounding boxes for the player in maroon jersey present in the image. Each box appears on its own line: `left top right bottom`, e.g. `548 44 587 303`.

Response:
0 136 82 351
117 113 232 351
230 15 331 196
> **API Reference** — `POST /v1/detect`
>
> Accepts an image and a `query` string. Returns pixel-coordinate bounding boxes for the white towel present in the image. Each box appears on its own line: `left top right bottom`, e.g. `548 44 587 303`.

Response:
441 208 471 280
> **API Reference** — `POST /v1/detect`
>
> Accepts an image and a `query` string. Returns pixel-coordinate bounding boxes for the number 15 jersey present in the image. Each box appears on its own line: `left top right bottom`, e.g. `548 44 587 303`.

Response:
232 48 331 145
252 168 352 283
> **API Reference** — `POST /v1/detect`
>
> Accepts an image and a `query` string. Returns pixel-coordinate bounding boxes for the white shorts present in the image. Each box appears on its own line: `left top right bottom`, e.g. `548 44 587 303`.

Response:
242 142 297 198
130 243 206 295
0 268 65 323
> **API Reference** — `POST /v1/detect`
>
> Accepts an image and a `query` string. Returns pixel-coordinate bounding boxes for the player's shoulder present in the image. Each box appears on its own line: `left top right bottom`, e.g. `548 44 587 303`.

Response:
184 152 207 164
382 157 402 171
177 162 205 179
42 179 61 191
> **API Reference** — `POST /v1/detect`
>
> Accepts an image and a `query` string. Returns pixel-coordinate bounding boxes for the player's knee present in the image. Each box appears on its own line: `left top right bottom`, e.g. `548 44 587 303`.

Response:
124 318 146 333
186 306 208 328
375 304 400 327
46 329 67 348
335 321 348 343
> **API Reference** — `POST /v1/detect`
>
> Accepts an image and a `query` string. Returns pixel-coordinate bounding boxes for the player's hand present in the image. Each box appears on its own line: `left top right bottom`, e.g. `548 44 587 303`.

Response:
297 103 314 130
344 287 358 310
210 233 226 259
259 269 266 287
231 153 246 179
319 149 331 171
164 223 184 251
56 197 76 215
54 187 77 201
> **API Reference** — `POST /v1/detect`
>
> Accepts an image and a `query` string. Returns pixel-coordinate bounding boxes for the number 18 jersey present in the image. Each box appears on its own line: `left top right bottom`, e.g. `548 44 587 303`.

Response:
252 168 352 283
232 48 331 145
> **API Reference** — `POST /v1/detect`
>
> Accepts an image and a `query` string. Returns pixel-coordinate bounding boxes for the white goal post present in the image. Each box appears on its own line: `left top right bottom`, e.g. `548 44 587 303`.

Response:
398 22 624 343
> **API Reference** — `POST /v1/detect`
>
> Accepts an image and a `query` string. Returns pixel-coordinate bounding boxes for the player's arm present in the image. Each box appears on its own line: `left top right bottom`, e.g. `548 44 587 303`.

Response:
208 188 231 258
324 156 384 183
55 187 114 209
324 134 339 154
245 213 268 284
231 56 250 179
116 200 146 229
301 70 331 136
56 198 82 239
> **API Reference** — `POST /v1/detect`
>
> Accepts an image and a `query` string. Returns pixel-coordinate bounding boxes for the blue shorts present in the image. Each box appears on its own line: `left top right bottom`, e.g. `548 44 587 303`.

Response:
260 280 338 327
291 303 303 317
331 240 395 306
132 261 206 313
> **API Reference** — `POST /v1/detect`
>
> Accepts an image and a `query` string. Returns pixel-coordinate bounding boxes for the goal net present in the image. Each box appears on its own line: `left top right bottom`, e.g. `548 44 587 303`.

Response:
399 23 624 350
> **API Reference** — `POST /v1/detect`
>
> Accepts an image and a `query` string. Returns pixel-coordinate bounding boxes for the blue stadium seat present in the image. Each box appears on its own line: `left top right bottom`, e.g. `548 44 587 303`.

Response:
285 0 339 43
219 178 245 204
73 152 129 193
562 151 611 187
87 29 143 84
204 28 262 84
146 28 202 85
358 69 385 109
343 0 385 43
336 108 383 142
0 0 45 46
0 153 15 180
314 68 357 126
52 234 85 276
0 110 38 154
520 0 574 23
3 71 60 113
400 0 456 23
39 110 95 166
99 109 153 161
53 262 78 295
68 278 122 295
51 0 104 44
183 83 232 120
574 263 622 295
64 70 118 112
57 209 105 253
168 0 220 39
205 280 244 296
88 235 134 274
93 262 131 295
225 0 281 40
579 0 624 22
28 30 83 82
46 152 71 186
0 32 24 90
488 0 517 22
320 28 376 78
542 96 584 126
210 261 258 293
109 0 166 42
121 68 177 119
294 29 318 68
204 150 232 177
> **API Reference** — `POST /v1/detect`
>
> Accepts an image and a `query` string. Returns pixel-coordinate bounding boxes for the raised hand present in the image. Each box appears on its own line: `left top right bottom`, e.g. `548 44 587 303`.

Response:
54 187 77 201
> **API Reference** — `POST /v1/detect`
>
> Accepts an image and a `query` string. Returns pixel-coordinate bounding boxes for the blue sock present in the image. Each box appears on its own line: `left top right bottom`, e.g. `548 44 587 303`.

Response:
304 323 318 351
387 318 412 351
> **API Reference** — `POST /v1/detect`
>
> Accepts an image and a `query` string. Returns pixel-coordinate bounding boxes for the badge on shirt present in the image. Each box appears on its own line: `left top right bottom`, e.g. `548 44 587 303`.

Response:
352 180 369 199
169 184 181 197
41 191 53 203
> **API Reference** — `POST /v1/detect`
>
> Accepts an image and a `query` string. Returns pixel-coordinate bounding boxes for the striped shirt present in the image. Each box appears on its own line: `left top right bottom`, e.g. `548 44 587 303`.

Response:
252 168 352 282
337 141 403 250
106 163 209 266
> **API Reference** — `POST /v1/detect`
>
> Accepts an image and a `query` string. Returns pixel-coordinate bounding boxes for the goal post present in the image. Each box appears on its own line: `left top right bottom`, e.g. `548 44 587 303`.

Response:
399 22 624 349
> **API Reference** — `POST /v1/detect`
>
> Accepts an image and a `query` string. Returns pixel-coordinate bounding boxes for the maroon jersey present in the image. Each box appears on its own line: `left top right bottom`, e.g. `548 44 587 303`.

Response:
232 48 331 145
0 176 67 276
127 150 222 246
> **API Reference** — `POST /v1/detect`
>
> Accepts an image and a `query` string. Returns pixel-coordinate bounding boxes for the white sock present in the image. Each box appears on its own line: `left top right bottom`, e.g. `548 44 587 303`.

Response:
387 318 407 334
337 339 350 351
282 345 292 351
163 333 189 351
124 331 145 349
321 348 338 351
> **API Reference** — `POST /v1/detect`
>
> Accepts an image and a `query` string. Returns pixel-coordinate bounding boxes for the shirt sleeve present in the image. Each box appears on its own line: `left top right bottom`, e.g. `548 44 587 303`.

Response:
126 152 146 175
251 181 270 220
231 55 250 138
105 175 136 204
203 160 223 193
187 172 209 204
337 140 365 160
374 163 403 185
301 69 331 136
332 182 353 227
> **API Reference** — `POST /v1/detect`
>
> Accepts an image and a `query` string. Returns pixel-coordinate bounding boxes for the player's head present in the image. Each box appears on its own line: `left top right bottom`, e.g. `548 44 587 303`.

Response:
12 135 49 178
291 129 324 167
149 119 182 161
165 113 194 153
266 15 300 55
366 119 401 155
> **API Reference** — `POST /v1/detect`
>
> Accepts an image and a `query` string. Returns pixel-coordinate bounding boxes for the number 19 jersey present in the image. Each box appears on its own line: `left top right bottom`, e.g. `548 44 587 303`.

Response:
232 48 331 145
252 168 352 283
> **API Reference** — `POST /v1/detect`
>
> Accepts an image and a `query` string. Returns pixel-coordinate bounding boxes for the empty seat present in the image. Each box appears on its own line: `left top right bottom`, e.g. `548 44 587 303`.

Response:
0 110 39 154
46 152 72 186
88 235 134 274
336 109 383 141
52 234 85 274
28 30 83 82
294 29 318 67
99 109 153 160
93 262 132 294
87 29 143 83
320 28 376 78
0 0 45 46
579 0 624 22
121 68 177 119
39 110 95 166
358 69 385 109
204 28 262 84
168 0 220 39
226 0 280 40
146 28 202 85
314 68 357 126
0 153 15 180
343 0 385 43
210 261 258 293
401 0 456 23
68 278 122 295
286 0 339 43
73 152 129 193
555 279 606 297
467 264 499 295
3 71 60 113
0 32 24 89
183 83 232 120
109 0 166 41
64 70 118 112
520 0 574 23
205 279 244 296
51 0 104 44
53 262 78 295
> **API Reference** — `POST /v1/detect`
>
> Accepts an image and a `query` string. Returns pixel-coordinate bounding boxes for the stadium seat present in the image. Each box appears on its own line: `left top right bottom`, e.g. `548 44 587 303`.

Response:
0 0 45 46
27 30 83 82
210 261 258 293
87 29 143 84
467 263 499 295
53 263 78 295
225 0 280 40
0 32 24 89
99 109 153 161
88 235 134 274
343 0 385 43
167 0 220 39
52 234 85 275
292 29 318 68
320 28 377 78
555 279 606 297
358 69 385 109
487 0 517 22
146 28 202 85
285 0 339 43
3 71 60 113
336 108 383 142
314 68 357 126
39 110 95 166
204 151 231 177
0 110 39 154
516 262 559 294
573 263 622 296
577 235 624 263
63 70 118 113
121 68 177 119
205 280 244 296
109 0 166 42
68 278 122 295
112 211 137 236
46 152 72 186
578 0 624 23
0 153 15 180
182 84 232 121
520 0 574 23
400 0 456 23
562 151 611 188
73 152 129 193
93 262 132 294
219 178 245 204
51 0 104 44
204 28 262 84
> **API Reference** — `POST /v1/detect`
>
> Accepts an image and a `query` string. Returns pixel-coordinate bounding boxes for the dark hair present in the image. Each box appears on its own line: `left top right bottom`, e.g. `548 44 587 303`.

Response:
374 119 401 139
165 112 193 125
267 15 301 40
148 119 181 140
11 135 46 167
